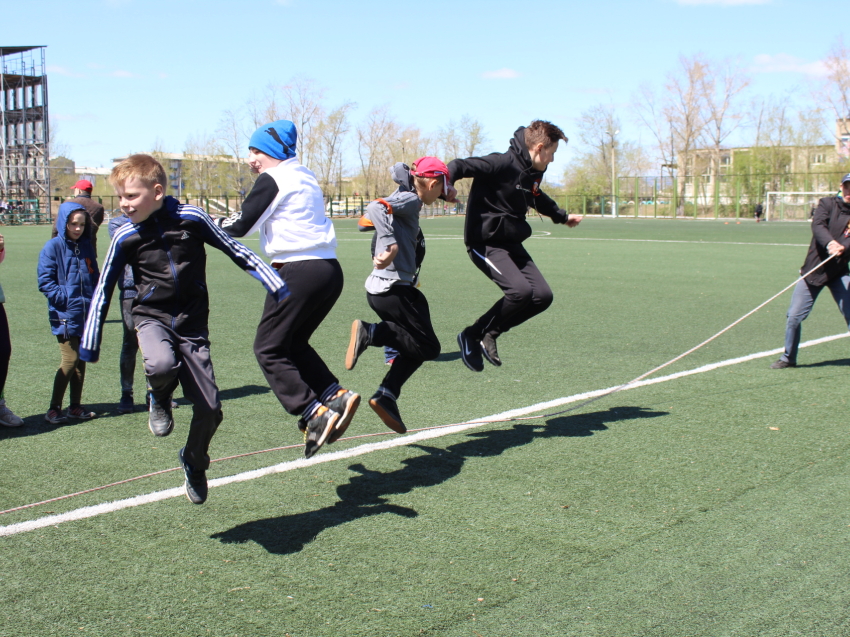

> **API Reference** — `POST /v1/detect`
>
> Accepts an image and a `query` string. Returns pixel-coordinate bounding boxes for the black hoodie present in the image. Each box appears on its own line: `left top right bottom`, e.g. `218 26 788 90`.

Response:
447 126 568 246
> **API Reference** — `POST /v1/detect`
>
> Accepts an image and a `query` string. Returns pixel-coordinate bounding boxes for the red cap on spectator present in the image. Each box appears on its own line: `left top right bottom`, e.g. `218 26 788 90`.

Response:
72 179 93 191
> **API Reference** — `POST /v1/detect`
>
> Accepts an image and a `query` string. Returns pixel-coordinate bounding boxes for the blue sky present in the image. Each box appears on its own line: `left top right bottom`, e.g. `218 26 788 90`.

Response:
6 0 845 178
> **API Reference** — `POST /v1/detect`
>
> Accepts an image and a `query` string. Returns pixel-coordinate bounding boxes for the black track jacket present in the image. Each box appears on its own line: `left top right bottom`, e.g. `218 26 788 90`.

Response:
447 126 568 246
802 195 850 287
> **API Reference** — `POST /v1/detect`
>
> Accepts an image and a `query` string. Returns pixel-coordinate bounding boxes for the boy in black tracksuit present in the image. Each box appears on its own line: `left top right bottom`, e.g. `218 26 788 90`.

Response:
81 154 288 504
448 120 582 372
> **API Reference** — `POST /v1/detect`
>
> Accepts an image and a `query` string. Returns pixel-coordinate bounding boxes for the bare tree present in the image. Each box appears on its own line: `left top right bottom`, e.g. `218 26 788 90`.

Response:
576 102 620 194
697 57 750 186
438 115 487 161
356 106 399 199
245 76 326 167
818 38 850 157
215 106 253 195
313 101 355 197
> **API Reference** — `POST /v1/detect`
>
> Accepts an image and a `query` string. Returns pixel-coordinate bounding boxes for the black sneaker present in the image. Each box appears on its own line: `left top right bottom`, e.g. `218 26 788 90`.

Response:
148 392 174 437
345 320 371 370
457 329 484 372
769 359 796 369
118 392 134 414
178 447 208 504
325 388 361 444
369 392 406 434
481 333 502 366
299 406 340 458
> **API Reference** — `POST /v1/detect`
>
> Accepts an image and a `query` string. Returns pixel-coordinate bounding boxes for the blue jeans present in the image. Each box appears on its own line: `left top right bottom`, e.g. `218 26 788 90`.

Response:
781 275 850 364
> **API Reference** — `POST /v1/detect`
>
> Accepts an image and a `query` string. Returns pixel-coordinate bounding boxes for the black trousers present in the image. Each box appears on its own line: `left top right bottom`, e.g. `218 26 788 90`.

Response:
466 243 553 340
136 320 221 471
367 285 440 398
254 259 344 416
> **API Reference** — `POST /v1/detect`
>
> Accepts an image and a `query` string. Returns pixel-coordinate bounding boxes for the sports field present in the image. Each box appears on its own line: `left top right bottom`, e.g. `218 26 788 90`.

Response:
2 216 850 636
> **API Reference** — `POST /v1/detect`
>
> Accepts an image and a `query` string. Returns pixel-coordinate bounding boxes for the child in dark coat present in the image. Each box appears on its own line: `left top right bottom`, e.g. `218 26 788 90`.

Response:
37 202 100 424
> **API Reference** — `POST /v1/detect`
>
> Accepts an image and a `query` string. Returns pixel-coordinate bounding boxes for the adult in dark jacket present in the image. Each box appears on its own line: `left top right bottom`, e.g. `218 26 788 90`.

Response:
51 180 106 254
448 120 582 372
770 173 850 369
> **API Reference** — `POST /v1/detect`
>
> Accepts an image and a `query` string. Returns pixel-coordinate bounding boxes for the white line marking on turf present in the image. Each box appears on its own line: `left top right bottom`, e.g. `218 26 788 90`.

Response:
534 237 808 247
2 332 847 538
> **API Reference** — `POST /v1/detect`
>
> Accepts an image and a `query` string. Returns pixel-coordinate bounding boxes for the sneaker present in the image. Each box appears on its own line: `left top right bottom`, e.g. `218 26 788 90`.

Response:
44 408 68 425
118 392 134 414
481 333 502 367
0 400 23 427
148 392 174 437
325 388 361 444
345 320 370 370
67 405 96 420
770 359 796 369
299 405 340 458
178 447 208 504
457 328 484 372
369 392 406 434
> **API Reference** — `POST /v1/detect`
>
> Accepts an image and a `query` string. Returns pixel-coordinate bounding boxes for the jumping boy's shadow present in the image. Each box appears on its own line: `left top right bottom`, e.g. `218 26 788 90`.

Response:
211 405 667 554
435 352 462 362
799 358 850 368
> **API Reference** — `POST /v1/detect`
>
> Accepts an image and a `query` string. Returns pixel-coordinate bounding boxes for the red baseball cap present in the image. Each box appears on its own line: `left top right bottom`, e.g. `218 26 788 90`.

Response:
411 157 449 194
72 179 93 191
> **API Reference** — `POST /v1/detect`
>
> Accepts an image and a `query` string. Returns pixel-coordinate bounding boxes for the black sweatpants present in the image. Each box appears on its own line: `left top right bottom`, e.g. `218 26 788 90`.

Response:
466 243 553 340
367 285 441 398
136 320 222 471
254 258 344 417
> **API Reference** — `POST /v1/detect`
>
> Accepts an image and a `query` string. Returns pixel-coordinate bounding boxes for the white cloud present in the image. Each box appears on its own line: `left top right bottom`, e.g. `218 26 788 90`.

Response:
47 65 85 78
111 70 136 78
676 0 771 4
482 68 520 80
751 53 828 76
274 0 293 5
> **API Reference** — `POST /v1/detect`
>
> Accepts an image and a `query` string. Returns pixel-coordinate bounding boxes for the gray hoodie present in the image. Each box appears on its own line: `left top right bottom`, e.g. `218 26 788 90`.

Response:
364 163 423 295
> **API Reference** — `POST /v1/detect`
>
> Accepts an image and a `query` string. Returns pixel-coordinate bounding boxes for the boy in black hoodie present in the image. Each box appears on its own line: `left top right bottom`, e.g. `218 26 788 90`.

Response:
448 120 582 372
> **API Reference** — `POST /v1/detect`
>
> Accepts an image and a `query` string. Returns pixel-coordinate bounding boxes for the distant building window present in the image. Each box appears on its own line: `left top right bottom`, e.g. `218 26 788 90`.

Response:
812 153 826 165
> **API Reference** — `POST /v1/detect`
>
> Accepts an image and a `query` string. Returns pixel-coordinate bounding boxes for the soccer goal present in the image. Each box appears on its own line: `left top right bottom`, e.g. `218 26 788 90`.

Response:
765 191 836 221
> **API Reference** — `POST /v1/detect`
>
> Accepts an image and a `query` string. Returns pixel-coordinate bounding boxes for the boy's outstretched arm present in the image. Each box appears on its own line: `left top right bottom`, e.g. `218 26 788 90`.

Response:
191 207 289 302
533 189 582 227
80 233 129 363
447 154 505 184
216 173 278 238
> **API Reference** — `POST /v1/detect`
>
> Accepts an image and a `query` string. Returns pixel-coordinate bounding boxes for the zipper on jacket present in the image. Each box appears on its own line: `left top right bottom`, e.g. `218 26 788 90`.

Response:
155 216 181 331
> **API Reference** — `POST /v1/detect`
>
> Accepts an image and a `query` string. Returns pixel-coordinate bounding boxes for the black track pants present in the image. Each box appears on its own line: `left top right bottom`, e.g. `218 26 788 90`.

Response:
466 243 553 340
254 258 344 416
367 285 440 398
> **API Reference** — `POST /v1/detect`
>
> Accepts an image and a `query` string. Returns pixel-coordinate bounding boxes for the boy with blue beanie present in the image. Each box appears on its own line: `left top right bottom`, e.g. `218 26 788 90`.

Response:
218 120 359 458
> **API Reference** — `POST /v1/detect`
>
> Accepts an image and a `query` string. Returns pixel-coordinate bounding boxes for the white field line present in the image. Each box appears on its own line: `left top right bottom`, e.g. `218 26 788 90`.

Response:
2 332 847 538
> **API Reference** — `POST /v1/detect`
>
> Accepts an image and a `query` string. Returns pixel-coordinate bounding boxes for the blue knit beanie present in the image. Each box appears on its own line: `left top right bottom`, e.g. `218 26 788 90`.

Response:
249 120 297 160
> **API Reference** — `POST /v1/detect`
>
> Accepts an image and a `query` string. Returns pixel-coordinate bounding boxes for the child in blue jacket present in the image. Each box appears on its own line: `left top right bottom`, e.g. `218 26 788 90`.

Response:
37 202 100 424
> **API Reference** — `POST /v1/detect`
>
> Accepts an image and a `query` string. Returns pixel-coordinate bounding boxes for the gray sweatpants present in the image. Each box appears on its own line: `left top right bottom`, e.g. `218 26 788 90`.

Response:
136 320 222 470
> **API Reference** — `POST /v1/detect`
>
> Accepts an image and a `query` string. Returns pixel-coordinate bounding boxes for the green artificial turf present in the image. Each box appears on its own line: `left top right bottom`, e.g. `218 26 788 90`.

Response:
2 217 849 636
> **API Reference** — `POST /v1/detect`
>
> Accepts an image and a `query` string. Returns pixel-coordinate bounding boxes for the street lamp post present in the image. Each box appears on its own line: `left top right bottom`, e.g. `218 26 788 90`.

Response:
398 138 410 165
606 129 619 218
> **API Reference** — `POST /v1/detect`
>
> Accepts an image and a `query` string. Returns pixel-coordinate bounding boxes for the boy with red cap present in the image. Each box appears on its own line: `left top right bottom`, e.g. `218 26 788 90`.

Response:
344 158 454 432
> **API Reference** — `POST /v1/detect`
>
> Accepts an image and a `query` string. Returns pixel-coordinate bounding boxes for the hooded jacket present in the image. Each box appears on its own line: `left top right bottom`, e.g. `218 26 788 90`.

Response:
81 196 288 363
801 195 850 286
447 126 568 246
37 202 100 338
363 163 425 294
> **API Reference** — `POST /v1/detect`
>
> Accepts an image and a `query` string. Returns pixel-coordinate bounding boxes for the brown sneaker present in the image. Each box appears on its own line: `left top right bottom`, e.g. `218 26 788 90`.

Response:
299 406 340 458
324 388 361 444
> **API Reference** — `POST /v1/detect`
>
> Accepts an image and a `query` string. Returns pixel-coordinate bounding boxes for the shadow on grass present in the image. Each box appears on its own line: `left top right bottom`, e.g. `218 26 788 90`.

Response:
435 352 462 362
211 405 667 554
799 358 850 368
0 385 270 440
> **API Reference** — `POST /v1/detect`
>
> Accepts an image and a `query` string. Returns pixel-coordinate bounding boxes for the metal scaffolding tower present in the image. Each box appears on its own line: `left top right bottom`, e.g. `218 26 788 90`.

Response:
1 46 49 217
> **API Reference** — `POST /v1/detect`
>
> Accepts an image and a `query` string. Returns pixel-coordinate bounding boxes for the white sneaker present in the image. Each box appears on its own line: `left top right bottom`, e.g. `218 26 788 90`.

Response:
0 400 24 427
